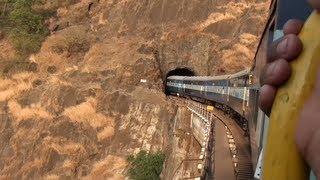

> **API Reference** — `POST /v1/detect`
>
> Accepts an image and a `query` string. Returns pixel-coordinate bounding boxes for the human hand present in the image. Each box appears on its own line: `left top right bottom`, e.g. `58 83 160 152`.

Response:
259 20 303 115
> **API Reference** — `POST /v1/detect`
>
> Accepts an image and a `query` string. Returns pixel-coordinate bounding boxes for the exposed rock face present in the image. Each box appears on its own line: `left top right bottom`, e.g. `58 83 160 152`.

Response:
159 1 270 75
0 0 270 178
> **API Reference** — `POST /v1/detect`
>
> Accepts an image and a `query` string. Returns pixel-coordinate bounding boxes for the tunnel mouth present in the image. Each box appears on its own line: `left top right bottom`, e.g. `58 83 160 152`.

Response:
166 68 195 79
165 67 195 95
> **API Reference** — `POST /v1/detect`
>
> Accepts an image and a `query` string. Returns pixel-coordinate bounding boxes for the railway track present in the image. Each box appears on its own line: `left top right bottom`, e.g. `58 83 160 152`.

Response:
210 108 253 180
168 98 253 179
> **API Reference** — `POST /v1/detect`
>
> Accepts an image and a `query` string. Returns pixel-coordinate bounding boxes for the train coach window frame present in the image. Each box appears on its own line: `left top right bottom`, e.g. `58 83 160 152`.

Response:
276 0 312 30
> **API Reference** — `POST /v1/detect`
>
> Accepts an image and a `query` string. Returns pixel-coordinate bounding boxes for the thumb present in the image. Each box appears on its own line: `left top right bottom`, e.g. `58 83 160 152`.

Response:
295 68 320 178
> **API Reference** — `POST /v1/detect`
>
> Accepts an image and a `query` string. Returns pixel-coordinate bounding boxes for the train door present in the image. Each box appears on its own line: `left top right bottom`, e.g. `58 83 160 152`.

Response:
253 1 312 178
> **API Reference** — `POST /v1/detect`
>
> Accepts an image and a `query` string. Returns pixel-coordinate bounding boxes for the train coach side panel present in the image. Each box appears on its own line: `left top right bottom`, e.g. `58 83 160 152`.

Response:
185 86 201 98
247 88 261 169
166 86 179 95
205 91 226 105
205 80 228 104
227 95 246 117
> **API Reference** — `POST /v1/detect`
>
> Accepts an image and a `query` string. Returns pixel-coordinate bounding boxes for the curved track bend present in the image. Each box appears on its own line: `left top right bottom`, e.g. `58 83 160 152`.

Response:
186 99 253 180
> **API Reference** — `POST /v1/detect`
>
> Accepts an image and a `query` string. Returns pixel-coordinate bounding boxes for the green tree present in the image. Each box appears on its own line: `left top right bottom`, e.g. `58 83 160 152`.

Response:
127 151 165 180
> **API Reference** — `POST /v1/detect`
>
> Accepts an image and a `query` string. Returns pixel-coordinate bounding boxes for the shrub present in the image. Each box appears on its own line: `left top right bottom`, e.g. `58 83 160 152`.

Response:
127 150 165 180
1 0 49 57
9 28 45 55
9 4 46 33
50 26 89 55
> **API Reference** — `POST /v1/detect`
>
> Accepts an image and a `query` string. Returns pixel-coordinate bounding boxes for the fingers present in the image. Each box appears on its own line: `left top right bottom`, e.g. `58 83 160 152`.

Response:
277 34 303 60
260 59 291 86
268 34 303 62
262 34 302 85
260 19 304 115
308 0 320 12
259 85 276 115
267 19 303 62
259 62 286 114
283 19 304 35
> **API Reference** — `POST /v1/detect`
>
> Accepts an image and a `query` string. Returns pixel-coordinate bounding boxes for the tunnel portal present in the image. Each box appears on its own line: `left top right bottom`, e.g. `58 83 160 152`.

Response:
165 68 195 95
166 68 195 79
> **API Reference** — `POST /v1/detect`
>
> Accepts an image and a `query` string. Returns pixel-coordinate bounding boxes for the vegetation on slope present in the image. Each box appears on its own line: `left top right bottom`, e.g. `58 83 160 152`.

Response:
127 150 165 180
0 0 49 57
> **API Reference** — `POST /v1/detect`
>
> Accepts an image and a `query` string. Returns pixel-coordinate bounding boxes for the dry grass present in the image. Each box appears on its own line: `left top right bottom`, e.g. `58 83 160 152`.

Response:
0 39 16 60
57 0 92 26
62 159 75 169
0 175 12 180
216 1 250 16
87 155 127 179
239 33 258 46
43 175 60 180
234 43 253 59
0 79 12 90
220 43 254 73
82 42 114 72
63 98 115 141
63 98 104 128
33 49 66 73
32 25 90 75
196 1 252 32
98 12 108 25
33 0 77 12
8 101 52 123
82 37 147 72
97 127 115 141
41 137 87 156
218 33 258 74
0 87 24 102
197 12 236 32
0 72 34 102
50 142 86 156
17 159 42 179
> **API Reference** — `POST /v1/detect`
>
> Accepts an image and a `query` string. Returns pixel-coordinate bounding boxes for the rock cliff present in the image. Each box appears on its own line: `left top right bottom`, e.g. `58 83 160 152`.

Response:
0 0 270 178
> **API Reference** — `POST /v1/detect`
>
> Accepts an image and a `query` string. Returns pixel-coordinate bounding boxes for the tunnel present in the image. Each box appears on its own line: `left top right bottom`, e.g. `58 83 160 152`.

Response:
165 67 195 95
166 68 195 78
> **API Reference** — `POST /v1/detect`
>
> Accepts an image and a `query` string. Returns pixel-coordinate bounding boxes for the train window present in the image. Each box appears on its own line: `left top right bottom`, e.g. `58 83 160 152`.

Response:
276 0 312 30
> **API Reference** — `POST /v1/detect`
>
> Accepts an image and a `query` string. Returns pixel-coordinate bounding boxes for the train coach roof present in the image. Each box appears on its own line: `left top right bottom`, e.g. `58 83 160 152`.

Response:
167 68 251 81
167 76 186 80
228 68 251 79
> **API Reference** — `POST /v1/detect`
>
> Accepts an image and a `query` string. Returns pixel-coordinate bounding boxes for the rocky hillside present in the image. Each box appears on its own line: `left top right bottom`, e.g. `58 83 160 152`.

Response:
0 0 270 179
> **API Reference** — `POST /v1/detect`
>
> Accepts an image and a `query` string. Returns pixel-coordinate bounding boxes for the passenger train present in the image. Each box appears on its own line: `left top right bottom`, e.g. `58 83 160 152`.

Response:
167 68 254 131
166 0 312 178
